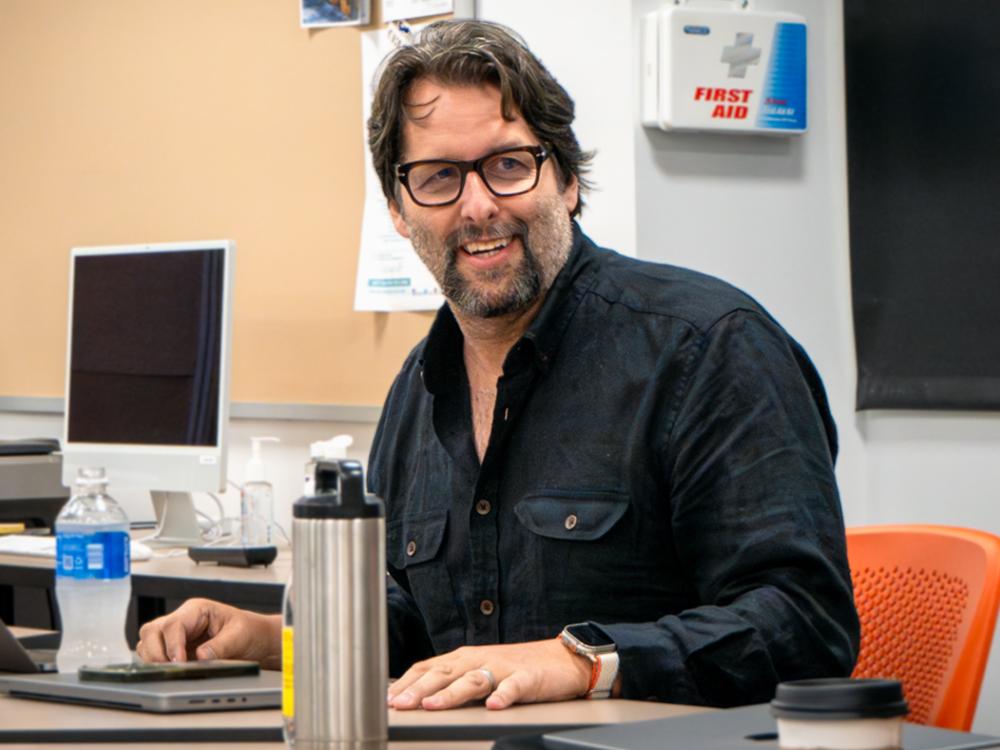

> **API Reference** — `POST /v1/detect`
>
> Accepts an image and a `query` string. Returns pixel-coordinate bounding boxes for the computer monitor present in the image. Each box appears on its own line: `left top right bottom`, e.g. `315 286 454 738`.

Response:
61 241 235 546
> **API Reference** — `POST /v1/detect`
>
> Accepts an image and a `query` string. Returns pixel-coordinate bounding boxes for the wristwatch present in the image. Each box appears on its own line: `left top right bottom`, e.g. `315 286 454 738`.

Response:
559 622 620 699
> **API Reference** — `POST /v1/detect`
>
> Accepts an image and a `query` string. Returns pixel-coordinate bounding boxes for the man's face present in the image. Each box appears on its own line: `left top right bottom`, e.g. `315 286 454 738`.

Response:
388 79 579 319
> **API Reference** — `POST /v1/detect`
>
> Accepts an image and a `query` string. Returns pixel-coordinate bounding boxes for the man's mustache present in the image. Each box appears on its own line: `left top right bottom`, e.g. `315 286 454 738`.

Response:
445 221 529 253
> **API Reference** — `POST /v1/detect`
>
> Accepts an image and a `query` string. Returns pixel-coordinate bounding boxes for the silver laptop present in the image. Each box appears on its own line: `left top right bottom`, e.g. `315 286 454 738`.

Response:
0 670 282 713
0 620 57 673
543 704 1000 750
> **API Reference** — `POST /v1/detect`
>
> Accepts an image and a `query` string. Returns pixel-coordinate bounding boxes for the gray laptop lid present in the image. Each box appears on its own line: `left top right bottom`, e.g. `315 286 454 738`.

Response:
0 670 282 713
544 704 1000 750
0 621 56 673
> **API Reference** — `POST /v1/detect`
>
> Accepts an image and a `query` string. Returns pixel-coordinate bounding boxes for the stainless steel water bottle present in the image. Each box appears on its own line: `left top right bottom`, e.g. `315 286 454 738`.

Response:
290 459 387 750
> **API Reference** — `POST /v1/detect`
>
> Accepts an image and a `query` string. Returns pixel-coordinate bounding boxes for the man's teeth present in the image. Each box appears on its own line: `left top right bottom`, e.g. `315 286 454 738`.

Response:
463 237 511 256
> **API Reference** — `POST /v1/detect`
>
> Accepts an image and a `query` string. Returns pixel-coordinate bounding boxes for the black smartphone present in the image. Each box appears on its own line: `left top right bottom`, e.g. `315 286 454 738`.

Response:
78 659 260 682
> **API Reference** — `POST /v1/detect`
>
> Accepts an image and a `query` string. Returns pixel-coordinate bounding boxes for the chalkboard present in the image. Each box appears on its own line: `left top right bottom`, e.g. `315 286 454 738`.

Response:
0 2 433 408
845 0 1000 409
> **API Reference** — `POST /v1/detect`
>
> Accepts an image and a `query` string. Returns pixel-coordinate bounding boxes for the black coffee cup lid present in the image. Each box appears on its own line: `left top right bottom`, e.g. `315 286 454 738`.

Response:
771 678 909 720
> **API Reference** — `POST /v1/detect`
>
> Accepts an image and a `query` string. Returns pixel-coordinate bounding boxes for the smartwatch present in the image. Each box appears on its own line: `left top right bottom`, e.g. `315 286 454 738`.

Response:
559 622 619 699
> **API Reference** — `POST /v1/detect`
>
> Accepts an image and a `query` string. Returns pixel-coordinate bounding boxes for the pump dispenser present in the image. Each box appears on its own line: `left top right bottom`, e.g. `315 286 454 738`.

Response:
304 434 353 496
241 436 279 547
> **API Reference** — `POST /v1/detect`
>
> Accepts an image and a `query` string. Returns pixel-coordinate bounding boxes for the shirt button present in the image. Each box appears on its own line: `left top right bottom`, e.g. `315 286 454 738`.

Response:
476 499 492 515
564 514 578 530
406 540 417 556
480 599 495 616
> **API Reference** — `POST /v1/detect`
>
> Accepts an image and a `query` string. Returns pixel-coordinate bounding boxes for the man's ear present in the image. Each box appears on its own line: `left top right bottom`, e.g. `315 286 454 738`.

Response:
388 199 411 239
561 174 580 216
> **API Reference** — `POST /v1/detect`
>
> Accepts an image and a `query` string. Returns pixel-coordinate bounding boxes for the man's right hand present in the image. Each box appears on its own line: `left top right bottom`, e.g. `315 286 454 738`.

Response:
136 598 282 670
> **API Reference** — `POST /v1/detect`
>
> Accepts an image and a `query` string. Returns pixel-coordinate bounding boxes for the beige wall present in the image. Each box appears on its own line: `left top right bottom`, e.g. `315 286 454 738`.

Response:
0 0 432 406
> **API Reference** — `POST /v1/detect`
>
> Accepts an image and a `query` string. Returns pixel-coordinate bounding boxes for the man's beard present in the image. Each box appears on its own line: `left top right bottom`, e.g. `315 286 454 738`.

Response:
407 194 573 319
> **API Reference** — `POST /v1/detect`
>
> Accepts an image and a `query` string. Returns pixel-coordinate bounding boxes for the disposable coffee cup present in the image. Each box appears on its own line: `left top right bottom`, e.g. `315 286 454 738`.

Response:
770 678 908 750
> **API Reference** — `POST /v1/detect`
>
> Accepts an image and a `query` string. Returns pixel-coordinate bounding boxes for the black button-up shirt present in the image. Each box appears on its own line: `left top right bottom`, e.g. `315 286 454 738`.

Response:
368 224 859 706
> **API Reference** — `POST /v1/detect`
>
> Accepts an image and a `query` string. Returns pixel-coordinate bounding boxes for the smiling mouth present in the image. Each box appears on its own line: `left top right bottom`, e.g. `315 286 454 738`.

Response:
461 236 512 258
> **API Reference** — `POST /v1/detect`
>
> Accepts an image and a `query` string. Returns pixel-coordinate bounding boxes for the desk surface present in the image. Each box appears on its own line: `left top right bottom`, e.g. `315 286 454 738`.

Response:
7 626 50 639
0 541 290 586
0 540 289 621
0 695 707 749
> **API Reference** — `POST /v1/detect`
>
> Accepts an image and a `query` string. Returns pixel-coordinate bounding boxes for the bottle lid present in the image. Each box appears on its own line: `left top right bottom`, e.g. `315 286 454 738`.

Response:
770 678 909 720
294 459 383 519
246 437 280 483
76 466 108 486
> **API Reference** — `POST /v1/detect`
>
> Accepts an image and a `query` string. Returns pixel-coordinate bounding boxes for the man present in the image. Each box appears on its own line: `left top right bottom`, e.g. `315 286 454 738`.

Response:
137 19 859 711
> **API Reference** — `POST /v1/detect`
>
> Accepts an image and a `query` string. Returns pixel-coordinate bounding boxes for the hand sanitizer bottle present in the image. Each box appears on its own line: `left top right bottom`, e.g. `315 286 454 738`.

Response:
241 436 279 547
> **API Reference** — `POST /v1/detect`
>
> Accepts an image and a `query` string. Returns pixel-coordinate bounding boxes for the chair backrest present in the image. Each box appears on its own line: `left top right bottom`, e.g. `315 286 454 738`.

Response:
847 524 1000 730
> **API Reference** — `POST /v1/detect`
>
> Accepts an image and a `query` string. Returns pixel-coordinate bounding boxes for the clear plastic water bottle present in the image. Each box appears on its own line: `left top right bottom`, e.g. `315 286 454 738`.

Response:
55 467 132 673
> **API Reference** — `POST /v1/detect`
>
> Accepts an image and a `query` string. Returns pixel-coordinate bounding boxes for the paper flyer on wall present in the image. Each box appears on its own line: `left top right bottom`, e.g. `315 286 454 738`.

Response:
381 0 453 23
354 26 443 312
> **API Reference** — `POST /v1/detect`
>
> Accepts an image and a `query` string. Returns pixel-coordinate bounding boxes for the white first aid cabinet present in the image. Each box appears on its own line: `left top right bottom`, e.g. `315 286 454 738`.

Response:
641 5 808 135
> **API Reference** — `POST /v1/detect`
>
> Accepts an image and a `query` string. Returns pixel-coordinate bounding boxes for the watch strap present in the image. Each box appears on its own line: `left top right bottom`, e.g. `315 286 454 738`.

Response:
587 650 619 699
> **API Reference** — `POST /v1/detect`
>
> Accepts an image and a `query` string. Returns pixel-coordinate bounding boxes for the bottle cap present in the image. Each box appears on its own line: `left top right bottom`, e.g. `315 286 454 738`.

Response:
294 460 383 519
246 437 280 483
76 466 108 486
770 678 908 720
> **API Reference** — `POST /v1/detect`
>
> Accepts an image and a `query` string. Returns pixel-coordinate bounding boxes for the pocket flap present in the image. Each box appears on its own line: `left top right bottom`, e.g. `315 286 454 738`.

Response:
514 491 628 541
386 510 448 568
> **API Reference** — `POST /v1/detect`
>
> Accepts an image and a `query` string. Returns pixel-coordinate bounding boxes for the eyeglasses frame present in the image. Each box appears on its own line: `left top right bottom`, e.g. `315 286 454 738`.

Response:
394 145 549 207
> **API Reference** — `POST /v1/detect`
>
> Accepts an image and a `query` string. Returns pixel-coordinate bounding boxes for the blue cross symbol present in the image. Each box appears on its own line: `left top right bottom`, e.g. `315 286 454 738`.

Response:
721 32 761 78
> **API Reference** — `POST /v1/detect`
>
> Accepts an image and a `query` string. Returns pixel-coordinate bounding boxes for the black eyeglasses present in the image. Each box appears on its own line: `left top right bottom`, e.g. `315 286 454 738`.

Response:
395 145 549 207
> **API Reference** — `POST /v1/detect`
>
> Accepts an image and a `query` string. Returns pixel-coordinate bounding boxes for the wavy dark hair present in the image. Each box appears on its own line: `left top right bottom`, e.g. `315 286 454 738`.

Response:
367 19 593 217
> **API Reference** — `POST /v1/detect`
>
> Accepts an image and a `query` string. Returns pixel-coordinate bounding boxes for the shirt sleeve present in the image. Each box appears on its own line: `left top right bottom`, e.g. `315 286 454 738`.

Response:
599 310 860 706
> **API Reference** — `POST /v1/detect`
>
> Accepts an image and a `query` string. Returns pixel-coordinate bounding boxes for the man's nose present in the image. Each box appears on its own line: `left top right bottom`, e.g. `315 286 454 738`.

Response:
458 172 499 225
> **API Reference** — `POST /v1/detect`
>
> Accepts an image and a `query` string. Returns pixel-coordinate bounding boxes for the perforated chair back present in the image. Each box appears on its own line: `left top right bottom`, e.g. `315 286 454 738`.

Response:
847 525 1000 730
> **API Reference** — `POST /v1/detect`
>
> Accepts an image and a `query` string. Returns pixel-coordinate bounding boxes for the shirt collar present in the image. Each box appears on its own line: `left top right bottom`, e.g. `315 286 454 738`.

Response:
419 222 600 394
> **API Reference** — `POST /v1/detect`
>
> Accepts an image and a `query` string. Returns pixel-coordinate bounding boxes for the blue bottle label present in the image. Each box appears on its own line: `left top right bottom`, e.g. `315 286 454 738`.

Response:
56 531 130 580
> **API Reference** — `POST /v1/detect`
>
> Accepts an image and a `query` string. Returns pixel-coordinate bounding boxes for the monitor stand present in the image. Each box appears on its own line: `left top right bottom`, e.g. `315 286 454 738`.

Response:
147 491 203 547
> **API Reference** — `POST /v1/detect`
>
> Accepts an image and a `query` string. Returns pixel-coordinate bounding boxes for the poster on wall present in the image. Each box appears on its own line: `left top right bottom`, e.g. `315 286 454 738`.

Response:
354 25 444 312
301 0 370 28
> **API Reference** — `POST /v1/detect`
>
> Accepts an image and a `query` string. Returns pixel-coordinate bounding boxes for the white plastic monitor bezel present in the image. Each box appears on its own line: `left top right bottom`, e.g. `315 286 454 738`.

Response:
61 240 235 495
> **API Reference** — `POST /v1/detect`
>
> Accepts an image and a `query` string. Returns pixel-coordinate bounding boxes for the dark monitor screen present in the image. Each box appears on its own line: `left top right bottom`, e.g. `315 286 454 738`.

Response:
67 248 225 447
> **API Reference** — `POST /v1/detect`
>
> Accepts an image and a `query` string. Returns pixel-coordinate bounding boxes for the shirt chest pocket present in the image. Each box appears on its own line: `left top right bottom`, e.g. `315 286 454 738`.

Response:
511 490 632 605
387 510 449 569
386 510 463 649
513 490 629 541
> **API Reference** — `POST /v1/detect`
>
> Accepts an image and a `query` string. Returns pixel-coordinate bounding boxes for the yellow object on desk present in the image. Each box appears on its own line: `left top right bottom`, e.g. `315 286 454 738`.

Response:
0 523 26 535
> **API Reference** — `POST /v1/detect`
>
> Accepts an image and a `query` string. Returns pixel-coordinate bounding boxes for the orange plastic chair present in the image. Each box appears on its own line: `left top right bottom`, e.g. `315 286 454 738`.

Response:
847 524 1000 730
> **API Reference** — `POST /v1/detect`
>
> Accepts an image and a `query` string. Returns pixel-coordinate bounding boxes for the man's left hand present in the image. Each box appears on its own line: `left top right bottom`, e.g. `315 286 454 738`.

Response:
387 638 592 710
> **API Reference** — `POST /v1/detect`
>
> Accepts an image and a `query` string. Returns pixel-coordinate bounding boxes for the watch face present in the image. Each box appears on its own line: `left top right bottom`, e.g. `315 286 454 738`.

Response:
565 622 615 648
